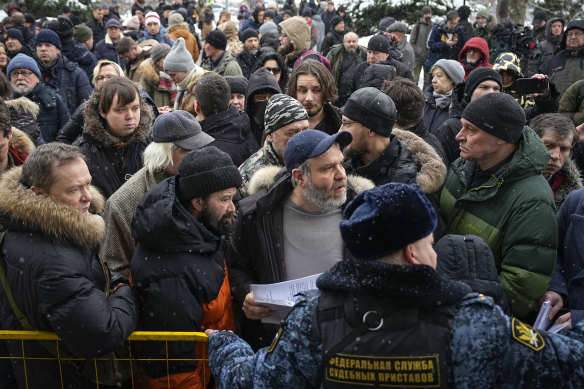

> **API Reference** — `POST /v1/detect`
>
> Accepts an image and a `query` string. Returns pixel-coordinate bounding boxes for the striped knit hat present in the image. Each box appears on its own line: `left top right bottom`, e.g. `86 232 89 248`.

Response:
263 94 308 135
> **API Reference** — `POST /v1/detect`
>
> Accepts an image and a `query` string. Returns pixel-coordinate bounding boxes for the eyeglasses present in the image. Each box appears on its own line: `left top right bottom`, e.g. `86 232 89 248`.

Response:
566 31 584 38
95 74 116 82
341 119 358 128
265 66 281 75
10 70 34 79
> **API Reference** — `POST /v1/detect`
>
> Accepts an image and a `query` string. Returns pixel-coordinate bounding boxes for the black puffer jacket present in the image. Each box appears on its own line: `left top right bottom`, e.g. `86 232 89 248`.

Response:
435 234 510 313
0 167 139 389
131 176 234 380
200 106 258 166
76 92 153 199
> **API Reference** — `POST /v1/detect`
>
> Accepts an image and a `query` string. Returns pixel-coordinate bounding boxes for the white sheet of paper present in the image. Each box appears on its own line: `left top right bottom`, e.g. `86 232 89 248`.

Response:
251 273 322 324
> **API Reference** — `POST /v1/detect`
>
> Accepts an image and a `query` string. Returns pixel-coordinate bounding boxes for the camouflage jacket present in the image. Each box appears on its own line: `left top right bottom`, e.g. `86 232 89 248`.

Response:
209 260 584 389
238 139 282 196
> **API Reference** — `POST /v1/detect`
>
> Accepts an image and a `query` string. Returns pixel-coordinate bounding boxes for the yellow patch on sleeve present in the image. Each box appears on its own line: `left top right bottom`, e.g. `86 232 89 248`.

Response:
511 317 545 351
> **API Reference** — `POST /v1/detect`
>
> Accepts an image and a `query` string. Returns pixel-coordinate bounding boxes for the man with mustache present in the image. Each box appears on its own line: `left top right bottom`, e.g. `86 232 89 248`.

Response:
131 146 241 388
440 92 557 321
227 129 374 350
8 53 70 143
530 113 582 211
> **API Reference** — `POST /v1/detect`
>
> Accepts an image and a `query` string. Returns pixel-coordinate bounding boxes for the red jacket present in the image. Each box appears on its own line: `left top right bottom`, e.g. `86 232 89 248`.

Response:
459 37 492 79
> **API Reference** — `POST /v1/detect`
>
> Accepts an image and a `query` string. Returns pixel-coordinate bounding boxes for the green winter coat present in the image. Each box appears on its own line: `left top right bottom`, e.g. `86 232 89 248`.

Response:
559 79 584 126
202 50 243 77
440 126 557 319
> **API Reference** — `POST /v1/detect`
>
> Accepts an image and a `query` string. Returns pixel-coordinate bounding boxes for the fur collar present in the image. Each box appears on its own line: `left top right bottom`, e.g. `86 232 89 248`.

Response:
83 90 153 147
247 165 374 196
393 129 447 193
0 167 105 248
5 96 39 118
318 259 471 304
10 128 34 155
138 58 160 82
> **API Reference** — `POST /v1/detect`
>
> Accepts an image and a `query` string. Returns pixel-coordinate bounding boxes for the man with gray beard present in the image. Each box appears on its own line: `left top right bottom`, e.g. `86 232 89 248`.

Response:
8 53 70 143
227 129 374 350
326 31 367 107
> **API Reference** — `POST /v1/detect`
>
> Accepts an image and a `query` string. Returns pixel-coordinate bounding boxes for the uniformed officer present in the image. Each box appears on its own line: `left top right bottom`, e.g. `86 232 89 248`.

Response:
206 183 584 389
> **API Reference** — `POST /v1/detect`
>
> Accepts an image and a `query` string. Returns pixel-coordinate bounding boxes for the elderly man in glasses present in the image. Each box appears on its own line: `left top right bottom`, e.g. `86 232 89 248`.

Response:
8 54 70 143
541 20 584 97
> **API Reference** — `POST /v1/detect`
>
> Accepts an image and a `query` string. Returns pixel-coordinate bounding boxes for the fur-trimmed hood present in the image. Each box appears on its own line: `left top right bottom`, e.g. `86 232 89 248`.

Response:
10 128 35 155
82 90 153 147
0 167 105 248
247 165 375 196
5 97 39 119
393 128 447 194
138 57 160 82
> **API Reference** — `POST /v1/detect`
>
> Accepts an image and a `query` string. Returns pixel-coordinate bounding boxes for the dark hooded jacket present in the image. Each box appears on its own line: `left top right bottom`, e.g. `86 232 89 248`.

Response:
320 29 343 56
354 58 413 89
435 234 510 312
38 54 93 115
13 81 71 143
75 92 153 199
200 105 258 166
131 176 235 383
458 37 492 79
541 20 584 97
245 67 282 145
61 38 98 80
0 167 139 389
538 17 564 70
227 166 374 350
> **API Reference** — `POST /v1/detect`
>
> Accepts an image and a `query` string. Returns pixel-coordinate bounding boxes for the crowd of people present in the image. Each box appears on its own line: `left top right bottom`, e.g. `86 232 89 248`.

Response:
1 0 584 387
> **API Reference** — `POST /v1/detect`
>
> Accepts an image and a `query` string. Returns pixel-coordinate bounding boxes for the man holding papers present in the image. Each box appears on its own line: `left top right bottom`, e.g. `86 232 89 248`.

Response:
227 129 373 349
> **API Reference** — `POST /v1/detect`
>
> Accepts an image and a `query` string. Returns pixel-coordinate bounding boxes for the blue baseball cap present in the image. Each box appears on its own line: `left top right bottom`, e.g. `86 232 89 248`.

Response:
284 129 352 171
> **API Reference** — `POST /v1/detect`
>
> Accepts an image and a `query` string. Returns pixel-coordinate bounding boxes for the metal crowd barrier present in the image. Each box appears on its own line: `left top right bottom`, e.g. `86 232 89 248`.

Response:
0 330 209 388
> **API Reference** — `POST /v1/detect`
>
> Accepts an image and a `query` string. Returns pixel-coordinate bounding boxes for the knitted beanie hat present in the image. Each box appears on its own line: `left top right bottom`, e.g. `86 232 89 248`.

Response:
4 28 24 44
163 38 195 71
35 29 62 50
240 28 258 43
367 35 390 54
463 67 502 101
47 16 74 42
331 16 343 28
342 87 397 137
177 146 242 201
340 183 437 261
431 59 465 85
151 43 171 65
145 11 161 26
264 94 308 135
225 75 248 95
126 15 141 30
7 53 41 79
461 92 525 143
73 24 93 43
259 21 278 36
206 30 227 50
168 11 184 27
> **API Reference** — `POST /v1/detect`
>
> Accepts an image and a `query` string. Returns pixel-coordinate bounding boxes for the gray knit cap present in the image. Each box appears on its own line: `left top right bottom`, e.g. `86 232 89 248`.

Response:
151 43 171 65
264 94 309 135
163 37 195 72
259 21 278 36
431 59 465 85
